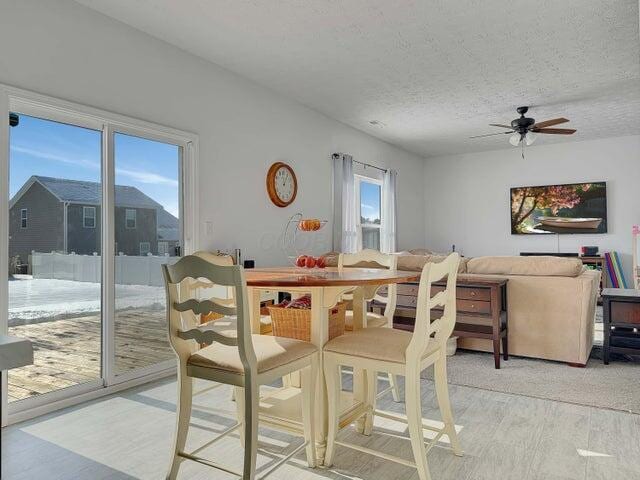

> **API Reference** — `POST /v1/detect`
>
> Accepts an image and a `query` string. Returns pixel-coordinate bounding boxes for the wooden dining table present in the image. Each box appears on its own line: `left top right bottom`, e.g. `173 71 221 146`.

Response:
244 266 420 464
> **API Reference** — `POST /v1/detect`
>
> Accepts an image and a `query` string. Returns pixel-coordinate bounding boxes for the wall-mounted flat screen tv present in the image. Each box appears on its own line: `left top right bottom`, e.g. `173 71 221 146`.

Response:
510 182 607 234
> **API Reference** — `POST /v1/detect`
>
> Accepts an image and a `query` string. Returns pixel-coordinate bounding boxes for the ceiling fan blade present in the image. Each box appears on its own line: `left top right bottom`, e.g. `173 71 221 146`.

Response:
532 128 576 135
469 131 513 139
532 117 569 129
489 123 513 129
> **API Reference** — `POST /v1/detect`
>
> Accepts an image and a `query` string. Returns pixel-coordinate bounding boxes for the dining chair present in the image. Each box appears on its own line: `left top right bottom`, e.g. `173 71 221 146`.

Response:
338 249 401 402
163 255 318 479
191 251 273 335
323 252 462 480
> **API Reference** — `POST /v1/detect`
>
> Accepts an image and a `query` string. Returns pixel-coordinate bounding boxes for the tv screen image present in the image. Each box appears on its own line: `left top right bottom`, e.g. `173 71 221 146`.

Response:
510 182 607 235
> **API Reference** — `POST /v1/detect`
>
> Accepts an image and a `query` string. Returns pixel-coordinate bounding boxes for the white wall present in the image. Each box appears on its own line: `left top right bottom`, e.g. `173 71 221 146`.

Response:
0 0 426 266
424 135 640 281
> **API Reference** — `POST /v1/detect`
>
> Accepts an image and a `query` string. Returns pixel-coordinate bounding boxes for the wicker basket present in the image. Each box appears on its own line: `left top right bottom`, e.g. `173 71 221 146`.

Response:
268 301 346 341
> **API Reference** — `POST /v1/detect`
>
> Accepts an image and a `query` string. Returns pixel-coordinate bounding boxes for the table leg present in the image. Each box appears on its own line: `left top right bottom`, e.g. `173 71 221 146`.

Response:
603 298 611 365
248 287 261 335
351 287 368 432
502 331 509 361
491 288 501 369
310 287 329 463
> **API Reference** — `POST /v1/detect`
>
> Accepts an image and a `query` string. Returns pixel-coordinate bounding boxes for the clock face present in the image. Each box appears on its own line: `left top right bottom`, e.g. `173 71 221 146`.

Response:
266 162 297 207
275 166 294 203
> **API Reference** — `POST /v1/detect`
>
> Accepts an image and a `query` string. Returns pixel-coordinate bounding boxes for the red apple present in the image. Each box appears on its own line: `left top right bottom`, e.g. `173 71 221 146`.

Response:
305 256 316 268
316 256 326 268
296 255 307 267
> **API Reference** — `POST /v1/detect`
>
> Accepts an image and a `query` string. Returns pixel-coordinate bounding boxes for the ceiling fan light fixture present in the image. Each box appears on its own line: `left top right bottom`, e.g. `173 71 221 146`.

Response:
509 133 522 146
525 131 537 146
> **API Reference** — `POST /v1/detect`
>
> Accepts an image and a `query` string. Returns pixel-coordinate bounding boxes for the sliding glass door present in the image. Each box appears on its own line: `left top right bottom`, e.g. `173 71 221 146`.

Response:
112 131 182 377
7 113 104 402
3 90 195 418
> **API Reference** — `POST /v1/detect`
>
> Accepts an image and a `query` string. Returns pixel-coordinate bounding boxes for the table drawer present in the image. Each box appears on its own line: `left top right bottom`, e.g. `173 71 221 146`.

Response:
610 301 640 325
456 299 491 314
400 296 491 314
431 285 491 301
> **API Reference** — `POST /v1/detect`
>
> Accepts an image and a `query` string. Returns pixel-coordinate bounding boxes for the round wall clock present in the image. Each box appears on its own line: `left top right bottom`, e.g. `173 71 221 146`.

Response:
266 162 297 207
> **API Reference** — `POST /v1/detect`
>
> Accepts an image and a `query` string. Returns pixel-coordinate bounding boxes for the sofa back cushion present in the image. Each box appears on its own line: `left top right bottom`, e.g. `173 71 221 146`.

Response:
467 256 584 277
397 254 468 273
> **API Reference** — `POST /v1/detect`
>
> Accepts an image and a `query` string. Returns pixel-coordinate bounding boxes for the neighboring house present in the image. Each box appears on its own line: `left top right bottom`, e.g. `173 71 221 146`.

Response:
9 176 179 264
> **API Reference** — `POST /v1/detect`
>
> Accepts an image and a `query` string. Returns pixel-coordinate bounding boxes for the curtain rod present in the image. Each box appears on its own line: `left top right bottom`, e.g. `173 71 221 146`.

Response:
332 153 388 173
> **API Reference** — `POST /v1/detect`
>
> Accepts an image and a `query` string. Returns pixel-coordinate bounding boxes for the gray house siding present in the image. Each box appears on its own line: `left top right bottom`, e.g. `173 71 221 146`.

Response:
67 205 157 256
9 182 64 262
9 177 176 263
67 203 102 255
114 206 157 256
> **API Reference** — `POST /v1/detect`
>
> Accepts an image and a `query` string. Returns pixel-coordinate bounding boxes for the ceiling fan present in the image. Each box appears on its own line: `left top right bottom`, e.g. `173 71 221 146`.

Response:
470 106 576 151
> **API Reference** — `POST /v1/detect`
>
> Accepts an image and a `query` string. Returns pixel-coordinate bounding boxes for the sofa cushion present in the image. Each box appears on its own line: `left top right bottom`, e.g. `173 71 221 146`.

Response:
397 254 468 273
466 256 584 277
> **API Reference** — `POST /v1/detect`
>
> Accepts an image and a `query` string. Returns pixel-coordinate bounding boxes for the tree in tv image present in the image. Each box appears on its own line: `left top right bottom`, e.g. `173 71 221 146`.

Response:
510 182 607 234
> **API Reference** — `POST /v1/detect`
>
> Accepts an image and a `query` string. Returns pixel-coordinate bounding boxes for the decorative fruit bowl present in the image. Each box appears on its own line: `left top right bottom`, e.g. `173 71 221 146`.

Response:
298 219 327 232
295 255 327 269
282 213 329 267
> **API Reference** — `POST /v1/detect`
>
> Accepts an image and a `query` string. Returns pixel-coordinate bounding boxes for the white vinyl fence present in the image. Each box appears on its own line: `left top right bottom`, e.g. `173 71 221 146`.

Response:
31 252 179 286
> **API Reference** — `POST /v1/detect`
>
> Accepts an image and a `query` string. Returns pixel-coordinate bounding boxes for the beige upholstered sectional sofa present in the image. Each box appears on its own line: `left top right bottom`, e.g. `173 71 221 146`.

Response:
328 251 600 365
459 256 599 366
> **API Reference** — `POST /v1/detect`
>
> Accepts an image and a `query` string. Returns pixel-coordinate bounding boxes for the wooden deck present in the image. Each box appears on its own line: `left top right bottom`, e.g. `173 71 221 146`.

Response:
7 309 174 402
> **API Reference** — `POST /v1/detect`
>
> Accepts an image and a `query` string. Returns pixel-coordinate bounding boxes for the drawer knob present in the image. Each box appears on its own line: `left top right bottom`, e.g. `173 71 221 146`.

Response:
470 291 476 297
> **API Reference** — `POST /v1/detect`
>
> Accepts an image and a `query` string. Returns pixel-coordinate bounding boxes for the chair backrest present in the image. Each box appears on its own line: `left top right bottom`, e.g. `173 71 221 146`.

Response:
406 253 460 362
338 249 398 321
162 255 257 373
191 251 235 308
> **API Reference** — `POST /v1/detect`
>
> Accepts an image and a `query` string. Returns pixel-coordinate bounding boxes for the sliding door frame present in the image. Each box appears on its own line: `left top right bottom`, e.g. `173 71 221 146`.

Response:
0 84 199 424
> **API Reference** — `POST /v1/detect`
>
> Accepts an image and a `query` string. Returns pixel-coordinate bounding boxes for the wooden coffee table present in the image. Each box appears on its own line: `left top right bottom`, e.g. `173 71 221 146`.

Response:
384 275 509 369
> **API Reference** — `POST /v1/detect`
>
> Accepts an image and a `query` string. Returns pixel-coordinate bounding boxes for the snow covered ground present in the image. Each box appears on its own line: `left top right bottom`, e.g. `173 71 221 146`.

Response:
9 276 165 324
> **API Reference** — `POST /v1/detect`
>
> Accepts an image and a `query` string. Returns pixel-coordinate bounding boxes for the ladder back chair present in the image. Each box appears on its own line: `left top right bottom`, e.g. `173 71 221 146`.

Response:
163 255 318 479
338 249 401 402
323 253 462 480
191 251 272 335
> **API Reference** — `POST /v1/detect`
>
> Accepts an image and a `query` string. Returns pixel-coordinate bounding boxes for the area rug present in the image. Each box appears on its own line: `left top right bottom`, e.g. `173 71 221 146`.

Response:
422 349 640 414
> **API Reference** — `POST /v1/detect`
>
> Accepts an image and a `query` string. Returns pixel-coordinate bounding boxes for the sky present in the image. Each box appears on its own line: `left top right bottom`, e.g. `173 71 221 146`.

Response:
9 114 180 217
360 180 381 223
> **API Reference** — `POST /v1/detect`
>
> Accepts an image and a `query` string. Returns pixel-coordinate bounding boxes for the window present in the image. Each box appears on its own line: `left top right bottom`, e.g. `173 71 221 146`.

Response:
83 206 96 228
158 241 169 256
125 209 136 229
20 209 27 228
139 242 150 256
355 176 382 250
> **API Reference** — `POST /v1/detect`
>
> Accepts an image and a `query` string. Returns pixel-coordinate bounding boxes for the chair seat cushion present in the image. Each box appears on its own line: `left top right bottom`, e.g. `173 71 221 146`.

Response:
344 310 388 330
188 334 317 374
324 327 440 364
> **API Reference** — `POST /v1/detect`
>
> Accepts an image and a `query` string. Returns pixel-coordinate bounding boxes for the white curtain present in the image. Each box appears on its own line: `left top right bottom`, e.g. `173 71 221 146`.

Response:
332 153 358 253
381 169 397 253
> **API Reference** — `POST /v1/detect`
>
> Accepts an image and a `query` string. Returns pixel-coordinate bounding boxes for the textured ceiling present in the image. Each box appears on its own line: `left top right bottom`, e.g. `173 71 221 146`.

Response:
75 0 640 158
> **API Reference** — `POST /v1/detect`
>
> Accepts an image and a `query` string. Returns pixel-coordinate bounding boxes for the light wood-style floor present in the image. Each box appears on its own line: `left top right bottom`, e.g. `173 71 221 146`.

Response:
7 310 173 401
3 373 639 480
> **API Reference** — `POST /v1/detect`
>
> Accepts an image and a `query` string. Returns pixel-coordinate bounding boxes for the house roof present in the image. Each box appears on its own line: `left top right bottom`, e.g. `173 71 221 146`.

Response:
10 176 180 240
34 176 161 209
